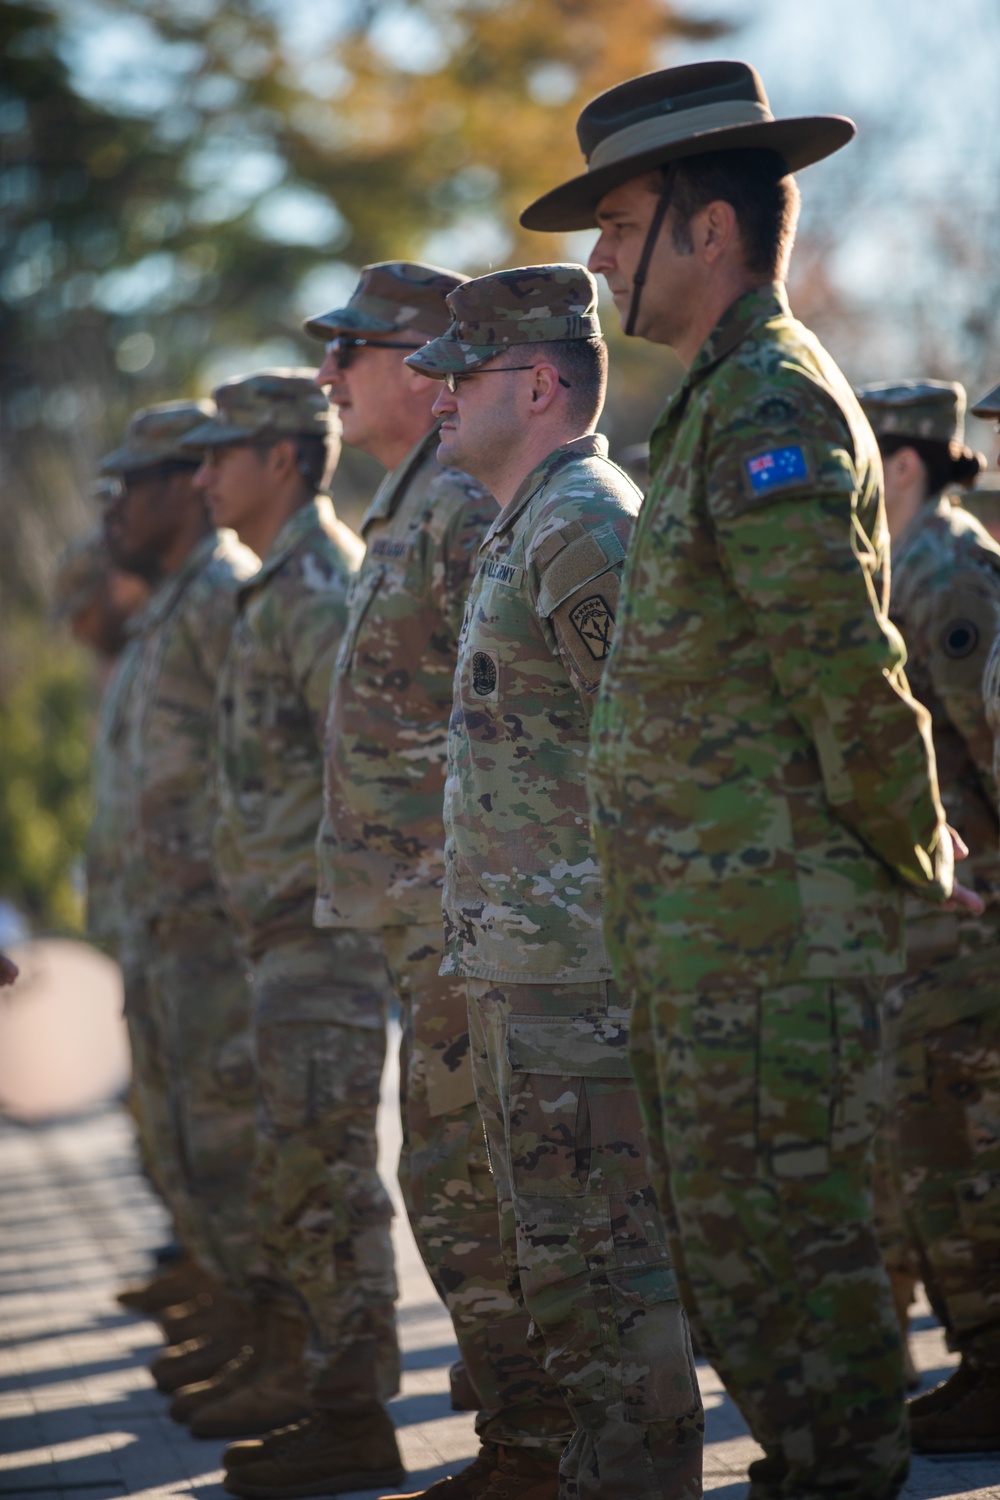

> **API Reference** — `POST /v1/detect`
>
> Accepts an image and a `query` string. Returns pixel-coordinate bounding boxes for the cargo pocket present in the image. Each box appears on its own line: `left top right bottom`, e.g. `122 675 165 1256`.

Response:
608 1265 699 1422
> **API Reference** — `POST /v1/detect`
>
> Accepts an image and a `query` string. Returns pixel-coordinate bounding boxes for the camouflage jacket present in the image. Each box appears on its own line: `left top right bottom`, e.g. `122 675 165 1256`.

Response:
86 631 145 949
214 498 363 951
442 434 640 983
589 283 951 991
124 529 259 925
891 497 1000 967
315 427 494 929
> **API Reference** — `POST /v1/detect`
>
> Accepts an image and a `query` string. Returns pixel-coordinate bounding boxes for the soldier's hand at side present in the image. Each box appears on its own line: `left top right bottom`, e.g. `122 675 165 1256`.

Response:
943 825 986 914
0 951 19 987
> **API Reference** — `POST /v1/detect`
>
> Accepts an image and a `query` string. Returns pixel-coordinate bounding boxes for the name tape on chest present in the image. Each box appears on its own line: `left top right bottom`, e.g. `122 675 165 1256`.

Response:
744 444 809 498
483 557 524 589
368 536 413 562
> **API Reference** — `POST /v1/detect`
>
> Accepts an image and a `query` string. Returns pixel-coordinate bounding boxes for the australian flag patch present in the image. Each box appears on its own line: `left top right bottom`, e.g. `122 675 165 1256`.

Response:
744 444 809 496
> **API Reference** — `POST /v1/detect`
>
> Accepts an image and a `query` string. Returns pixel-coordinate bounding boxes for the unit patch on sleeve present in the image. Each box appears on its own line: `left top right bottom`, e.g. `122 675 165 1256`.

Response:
471 649 499 699
743 444 809 498
568 594 615 661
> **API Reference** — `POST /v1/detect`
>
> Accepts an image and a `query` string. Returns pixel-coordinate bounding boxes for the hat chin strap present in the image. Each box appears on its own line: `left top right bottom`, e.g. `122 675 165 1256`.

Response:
624 164 677 339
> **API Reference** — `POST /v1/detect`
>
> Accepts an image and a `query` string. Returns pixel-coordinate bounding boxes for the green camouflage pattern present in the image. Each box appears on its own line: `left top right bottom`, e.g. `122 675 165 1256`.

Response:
442 435 640 982
182 369 336 450
99 398 214 475
303 260 466 340
86 631 145 949
885 955 1000 1361
145 908 257 1289
589 283 952 998
858 380 967 447
467 974 703 1500
315 428 495 929
123 529 260 1290
214 498 363 948
383 921 572 1455
626 974 909 1500
250 930 399 1398
887 496 1000 969
406 264 601 375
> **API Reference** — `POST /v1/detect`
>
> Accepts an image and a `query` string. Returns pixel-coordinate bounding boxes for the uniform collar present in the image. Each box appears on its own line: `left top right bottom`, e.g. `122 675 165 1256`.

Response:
482 433 609 545
684 281 790 392
361 425 440 534
243 496 332 592
139 530 221 631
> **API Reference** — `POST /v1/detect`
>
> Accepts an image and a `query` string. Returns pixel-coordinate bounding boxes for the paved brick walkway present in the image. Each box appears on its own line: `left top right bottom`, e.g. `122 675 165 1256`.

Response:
1 1036 997 1499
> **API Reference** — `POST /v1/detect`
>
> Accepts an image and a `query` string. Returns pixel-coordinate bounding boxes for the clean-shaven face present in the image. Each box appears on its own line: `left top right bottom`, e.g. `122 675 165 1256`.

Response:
193 443 272 534
430 359 529 487
316 337 421 455
588 175 698 347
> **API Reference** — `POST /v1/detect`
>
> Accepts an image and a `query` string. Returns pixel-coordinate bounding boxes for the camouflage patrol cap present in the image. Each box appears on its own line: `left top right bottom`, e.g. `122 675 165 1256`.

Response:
180 369 336 449
856 381 967 449
404 264 602 377
971 381 1000 421
51 528 109 621
302 261 467 341
99 399 214 475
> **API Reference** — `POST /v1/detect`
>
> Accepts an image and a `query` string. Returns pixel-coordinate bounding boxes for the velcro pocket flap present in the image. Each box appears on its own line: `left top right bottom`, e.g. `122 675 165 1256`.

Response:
536 526 626 618
506 1016 634 1077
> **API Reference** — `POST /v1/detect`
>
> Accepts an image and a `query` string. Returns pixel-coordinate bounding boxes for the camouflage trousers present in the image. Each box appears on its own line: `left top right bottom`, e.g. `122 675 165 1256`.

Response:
121 942 195 1249
247 927 400 1399
466 975 704 1500
381 923 572 1457
145 907 257 1293
885 951 1000 1361
624 971 909 1500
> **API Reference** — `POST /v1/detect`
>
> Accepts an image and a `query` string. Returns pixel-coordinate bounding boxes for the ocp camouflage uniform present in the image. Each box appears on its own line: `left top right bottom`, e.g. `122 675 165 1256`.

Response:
409 266 704 1500
588 286 956 1500
193 369 400 1403
310 260 574 1459
857 382 1000 1379
123 522 260 1290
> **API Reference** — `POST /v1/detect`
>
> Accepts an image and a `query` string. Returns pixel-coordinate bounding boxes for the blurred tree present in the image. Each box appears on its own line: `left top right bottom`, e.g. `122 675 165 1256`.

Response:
1 0 719 926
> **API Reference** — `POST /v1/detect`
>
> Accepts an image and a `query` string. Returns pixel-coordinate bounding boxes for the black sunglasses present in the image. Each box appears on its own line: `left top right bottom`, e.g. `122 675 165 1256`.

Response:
325 335 425 370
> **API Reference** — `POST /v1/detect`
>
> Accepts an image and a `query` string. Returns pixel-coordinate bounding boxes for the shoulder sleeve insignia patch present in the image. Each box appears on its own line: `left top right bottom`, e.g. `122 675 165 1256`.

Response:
744 444 810 497
471 649 499 699
754 394 799 425
568 593 615 661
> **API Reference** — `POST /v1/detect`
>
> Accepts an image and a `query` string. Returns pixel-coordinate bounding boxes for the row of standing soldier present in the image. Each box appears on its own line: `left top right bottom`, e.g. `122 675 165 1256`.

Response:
56 58 1000 1500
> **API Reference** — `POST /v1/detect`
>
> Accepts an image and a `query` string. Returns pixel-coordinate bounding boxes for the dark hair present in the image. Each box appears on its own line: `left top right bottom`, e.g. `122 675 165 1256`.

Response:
663 148 801 280
293 433 337 492
124 459 200 485
878 434 985 496
503 337 608 430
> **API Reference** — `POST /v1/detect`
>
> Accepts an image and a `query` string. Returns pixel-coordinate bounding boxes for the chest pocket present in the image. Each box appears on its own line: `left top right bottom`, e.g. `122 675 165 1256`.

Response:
335 568 383 673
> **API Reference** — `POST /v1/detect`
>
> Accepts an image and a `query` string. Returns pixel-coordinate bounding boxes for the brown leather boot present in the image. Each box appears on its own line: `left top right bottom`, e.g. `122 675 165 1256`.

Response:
150 1325 248 1393
380 1444 498 1498
161 1286 245 1344
910 1356 1000 1451
118 1256 211 1314
170 1345 257 1423
188 1302 310 1438
221 1405 404 1497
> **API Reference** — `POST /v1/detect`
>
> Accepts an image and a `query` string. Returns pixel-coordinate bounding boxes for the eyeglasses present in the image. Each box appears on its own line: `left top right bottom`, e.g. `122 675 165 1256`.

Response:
443 367 571 393
325 335 425 370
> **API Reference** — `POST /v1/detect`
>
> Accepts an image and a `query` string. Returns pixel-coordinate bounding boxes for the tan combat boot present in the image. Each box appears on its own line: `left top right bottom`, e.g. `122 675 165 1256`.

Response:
187 1301 310 1438
910 1355 1000 1452
150 1323 248 1393
221 1405 404 1498
118 1256 211 1314
448 1359 479 1412
161 1286 243 1344
382 1444 559 1500
169 1345 257 1424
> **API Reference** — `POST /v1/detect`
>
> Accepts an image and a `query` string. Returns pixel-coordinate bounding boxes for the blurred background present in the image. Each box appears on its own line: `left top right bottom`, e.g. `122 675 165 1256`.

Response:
2 0 1000 941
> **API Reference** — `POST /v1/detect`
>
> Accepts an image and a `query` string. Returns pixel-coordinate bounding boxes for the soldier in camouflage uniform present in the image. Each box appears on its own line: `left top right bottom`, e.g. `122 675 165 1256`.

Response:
172 372 403 1495
523 62 984 1500
307 262 574 1500
856 380 1000 1453
407 264 703 1500
101 402 261 1393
